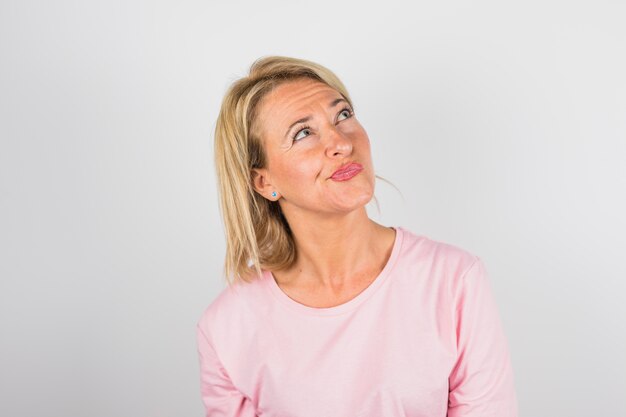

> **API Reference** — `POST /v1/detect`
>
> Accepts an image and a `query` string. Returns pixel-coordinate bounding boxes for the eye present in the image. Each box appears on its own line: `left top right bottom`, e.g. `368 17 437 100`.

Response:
293 126 312 141
337 107 353 122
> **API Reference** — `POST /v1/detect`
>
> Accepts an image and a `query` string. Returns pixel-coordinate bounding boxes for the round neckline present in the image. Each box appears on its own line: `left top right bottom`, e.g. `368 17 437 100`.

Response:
263 226 404 316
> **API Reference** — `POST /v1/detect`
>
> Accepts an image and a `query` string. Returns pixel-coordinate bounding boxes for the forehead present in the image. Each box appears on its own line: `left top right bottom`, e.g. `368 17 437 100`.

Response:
256 78 342 133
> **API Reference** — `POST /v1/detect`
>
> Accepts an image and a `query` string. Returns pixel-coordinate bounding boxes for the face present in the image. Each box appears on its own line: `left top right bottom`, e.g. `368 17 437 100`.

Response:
251 78 375 218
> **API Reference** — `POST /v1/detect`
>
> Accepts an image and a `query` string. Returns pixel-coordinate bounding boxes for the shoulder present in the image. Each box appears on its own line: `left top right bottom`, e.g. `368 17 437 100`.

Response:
394 226 481 289
397 226 479 271
196 272 271 345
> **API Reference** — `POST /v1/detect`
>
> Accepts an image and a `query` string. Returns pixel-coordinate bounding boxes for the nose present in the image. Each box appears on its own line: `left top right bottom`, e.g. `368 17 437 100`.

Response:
324 124 353 158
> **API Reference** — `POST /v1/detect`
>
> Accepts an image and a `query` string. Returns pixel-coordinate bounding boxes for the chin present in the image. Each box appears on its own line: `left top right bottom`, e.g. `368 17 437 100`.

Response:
332 189 374 212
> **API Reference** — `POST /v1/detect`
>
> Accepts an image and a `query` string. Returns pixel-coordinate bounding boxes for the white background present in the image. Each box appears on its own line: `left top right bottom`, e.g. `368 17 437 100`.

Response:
1 0 625 416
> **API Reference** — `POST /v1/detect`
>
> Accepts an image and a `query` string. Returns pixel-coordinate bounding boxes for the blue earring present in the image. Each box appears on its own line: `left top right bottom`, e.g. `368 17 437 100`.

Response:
271 191 277 198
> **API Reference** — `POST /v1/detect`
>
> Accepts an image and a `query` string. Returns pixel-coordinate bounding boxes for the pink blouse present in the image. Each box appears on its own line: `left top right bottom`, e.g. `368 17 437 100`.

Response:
196 226 518 416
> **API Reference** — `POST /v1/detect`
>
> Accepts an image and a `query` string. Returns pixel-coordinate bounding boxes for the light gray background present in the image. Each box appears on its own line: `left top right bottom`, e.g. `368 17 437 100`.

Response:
1 0 624 416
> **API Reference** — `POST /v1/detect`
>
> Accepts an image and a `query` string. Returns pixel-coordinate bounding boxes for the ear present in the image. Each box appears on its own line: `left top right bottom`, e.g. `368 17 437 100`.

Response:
251 168 277 200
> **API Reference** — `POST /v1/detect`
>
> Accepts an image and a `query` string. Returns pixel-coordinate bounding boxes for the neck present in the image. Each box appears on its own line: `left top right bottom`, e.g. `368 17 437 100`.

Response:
276 206 393 288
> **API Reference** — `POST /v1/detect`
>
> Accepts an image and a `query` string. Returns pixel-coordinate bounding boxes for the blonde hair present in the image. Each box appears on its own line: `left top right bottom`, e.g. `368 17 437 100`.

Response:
214 56 356 284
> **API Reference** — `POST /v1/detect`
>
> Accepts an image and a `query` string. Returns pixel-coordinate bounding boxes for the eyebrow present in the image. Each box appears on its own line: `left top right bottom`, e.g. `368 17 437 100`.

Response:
284 98 349 138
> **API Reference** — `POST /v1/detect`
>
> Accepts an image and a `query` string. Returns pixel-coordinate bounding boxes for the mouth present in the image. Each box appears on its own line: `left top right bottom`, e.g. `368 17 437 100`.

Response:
330 162 364 181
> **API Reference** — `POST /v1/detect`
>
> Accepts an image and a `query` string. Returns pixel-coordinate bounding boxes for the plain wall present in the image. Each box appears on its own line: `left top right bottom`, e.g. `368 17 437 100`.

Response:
1 0 624 416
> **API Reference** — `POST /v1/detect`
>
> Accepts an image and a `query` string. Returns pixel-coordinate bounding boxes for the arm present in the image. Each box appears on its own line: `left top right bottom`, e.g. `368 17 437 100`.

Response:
447 257 519 417
196 324 257 417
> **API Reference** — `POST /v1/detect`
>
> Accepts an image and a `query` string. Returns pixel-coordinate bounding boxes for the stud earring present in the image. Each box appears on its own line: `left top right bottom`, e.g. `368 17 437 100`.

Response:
271 191 277 198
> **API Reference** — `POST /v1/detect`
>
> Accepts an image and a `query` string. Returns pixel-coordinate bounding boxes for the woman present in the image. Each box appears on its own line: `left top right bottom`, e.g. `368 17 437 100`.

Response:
196 56 518 416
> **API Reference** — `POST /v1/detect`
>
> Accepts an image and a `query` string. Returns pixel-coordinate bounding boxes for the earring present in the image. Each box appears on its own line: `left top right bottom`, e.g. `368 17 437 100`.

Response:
271 191 277 198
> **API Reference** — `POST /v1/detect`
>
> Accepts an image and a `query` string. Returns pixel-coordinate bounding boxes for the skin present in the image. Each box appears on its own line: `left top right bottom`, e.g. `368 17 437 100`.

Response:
251 78 396 308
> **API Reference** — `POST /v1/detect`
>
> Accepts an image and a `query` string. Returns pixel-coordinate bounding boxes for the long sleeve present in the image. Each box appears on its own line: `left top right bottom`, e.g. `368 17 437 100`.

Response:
196 324 257 417
447 257 518 417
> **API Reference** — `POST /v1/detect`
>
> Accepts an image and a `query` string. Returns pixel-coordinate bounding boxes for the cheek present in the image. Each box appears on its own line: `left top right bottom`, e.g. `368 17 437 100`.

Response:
346 123 371 148
359 126 371 145
274 154 321 186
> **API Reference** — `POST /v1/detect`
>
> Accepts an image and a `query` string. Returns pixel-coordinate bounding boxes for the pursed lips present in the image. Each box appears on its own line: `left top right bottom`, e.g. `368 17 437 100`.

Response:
330 162 363 180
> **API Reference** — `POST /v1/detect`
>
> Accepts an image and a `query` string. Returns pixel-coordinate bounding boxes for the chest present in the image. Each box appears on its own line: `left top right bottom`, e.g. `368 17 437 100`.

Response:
236 303 455 417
